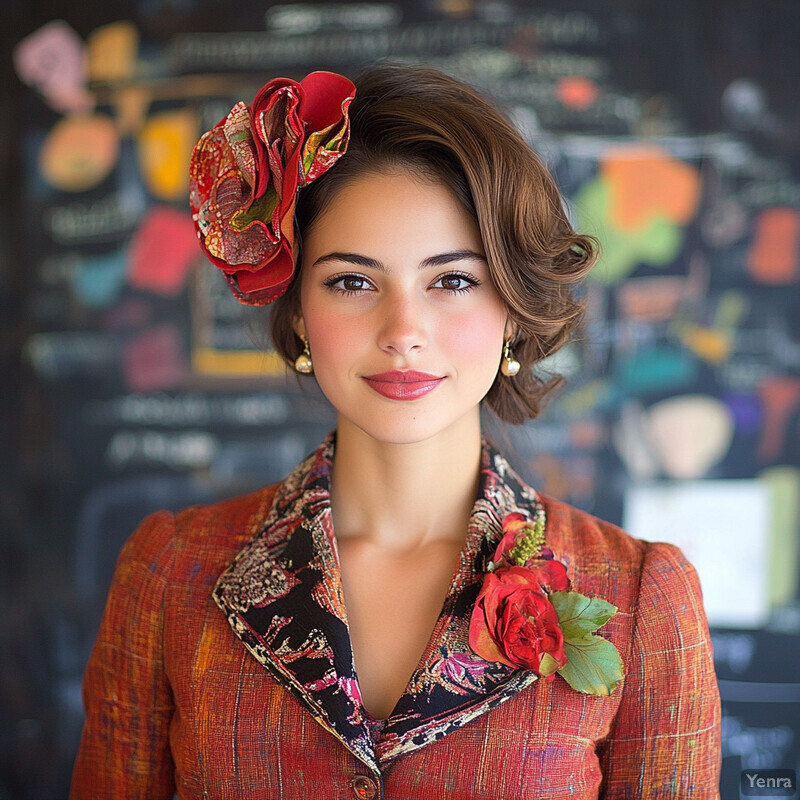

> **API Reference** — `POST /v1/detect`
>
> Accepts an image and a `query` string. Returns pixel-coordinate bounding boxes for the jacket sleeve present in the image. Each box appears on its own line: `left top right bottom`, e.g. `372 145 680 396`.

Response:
70 510 177 799
597 541 722 798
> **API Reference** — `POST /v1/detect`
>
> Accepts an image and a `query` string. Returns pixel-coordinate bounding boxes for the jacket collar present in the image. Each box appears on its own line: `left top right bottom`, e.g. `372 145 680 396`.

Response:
213 433 546 775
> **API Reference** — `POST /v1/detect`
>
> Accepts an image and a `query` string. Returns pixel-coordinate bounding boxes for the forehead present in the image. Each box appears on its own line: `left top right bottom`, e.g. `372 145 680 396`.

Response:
301 169 485 263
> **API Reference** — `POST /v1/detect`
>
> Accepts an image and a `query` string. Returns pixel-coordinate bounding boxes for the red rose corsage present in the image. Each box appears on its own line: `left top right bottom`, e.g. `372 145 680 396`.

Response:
469 512 624 696
189 71 356 305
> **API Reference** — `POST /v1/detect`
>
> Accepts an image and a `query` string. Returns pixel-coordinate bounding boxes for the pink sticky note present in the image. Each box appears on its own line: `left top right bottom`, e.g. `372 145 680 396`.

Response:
13 20 91 112
121 324 185 392
127 207 199 295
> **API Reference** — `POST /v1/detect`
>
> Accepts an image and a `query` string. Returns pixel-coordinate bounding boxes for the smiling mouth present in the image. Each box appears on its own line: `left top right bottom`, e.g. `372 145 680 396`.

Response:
362 370 445 401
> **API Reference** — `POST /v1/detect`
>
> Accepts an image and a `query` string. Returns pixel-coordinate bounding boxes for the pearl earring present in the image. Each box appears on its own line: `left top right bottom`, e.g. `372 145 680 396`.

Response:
501 339 520 377
294 336 313 374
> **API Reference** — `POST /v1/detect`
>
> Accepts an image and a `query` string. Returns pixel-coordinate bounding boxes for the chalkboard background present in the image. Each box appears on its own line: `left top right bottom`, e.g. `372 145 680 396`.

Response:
2 1 799 797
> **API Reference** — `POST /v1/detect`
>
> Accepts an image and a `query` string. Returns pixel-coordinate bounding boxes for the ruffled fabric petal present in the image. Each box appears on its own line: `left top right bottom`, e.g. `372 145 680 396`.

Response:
189 71 356 305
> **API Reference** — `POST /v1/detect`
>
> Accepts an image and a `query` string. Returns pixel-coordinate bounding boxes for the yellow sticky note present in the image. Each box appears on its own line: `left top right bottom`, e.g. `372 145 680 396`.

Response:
138 109 198 201
87 21 138 83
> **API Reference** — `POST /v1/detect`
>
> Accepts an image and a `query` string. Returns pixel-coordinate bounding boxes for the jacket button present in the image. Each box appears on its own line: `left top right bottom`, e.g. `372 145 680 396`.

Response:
349 775 378 799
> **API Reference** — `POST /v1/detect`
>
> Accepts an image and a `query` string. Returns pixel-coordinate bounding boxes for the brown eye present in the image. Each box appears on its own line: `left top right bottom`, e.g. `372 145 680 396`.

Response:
343 276 367 291
433 273 478 293
323 273 375 293
440 276 464 290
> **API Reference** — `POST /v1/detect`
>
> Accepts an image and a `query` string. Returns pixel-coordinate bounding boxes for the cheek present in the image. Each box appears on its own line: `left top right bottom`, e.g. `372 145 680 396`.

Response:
301 300 369 378
442 306 506 364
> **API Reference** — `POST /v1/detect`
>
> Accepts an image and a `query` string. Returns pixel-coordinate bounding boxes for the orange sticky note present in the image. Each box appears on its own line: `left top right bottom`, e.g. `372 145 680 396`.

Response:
602 147 701 232
747 207 800 285
39 113 119 192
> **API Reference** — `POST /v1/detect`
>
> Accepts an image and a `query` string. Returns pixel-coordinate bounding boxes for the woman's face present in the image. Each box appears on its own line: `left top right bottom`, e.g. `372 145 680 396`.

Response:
296 169 509 446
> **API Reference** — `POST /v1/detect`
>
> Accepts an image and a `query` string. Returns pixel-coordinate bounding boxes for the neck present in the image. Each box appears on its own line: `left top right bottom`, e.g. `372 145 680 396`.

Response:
330 413 483 552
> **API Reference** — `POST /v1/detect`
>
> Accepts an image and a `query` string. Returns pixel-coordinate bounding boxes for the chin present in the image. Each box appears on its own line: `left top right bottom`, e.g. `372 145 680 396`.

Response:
338 405 481 449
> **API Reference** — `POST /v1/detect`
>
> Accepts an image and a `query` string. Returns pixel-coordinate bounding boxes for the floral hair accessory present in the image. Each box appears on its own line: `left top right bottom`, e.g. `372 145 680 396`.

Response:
189 71 356 305
469 512 624 696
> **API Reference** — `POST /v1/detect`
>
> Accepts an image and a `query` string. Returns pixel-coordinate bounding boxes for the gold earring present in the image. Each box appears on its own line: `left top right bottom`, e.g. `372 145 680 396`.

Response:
294 336 313 374
501 339 520 377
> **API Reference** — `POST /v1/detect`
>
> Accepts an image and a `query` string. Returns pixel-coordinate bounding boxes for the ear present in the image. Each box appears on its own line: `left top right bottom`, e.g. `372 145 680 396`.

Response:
504 315 519 342
293 312 306 341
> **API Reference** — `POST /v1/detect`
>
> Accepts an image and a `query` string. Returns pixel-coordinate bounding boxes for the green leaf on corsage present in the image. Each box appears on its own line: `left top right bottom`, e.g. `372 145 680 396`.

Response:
549 591 624 696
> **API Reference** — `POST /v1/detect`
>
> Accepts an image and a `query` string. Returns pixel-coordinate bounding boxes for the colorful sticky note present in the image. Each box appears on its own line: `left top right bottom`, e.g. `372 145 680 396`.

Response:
673 322 732 363
757 376 800 462
758 466 800 608
71 249 128 307
747 207 800 285
556 76 599 110
127 207 199 295
616 276 686 322
723 391 762 435
624 479 771 628
576 175 684 284
13 19 91 113
577 147 701 285
121 324 185 392
137 110 198 201
86 21 139 83
38 113 120 192
713 290 749 330
14 19 94 113
646 395 734 479
618 347 697 395
14 20 83 89
602 146 701 232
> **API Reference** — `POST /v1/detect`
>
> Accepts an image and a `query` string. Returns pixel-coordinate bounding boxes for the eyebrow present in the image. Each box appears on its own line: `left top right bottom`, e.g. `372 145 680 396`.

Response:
310 249 487 271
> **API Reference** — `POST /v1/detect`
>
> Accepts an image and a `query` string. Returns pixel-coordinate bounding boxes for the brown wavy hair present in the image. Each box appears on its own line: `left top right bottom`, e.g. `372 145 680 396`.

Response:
270 62 598 424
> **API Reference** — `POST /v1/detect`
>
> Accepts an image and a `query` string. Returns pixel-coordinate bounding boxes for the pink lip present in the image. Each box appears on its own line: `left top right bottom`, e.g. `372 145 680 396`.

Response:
363 370 445 400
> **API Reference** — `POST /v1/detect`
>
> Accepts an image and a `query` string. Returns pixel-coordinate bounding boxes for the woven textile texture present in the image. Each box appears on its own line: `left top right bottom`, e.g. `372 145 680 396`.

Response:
71 436 721 798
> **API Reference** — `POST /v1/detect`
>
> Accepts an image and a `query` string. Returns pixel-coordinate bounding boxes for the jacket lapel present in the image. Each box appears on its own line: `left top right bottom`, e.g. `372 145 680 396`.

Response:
213 434 550 772
212 435 379 775
374 443 545 765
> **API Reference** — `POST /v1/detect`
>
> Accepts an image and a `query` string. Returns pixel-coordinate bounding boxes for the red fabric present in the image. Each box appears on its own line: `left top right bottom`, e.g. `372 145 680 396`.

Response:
71 480 721 798
188 71 355 305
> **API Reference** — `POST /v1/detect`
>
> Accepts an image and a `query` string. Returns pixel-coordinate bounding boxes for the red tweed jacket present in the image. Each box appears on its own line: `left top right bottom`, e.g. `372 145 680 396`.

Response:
71 436 721 798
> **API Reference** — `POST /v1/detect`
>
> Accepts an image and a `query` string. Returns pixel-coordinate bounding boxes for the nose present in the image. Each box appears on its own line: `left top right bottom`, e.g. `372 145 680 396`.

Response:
376 294 427 356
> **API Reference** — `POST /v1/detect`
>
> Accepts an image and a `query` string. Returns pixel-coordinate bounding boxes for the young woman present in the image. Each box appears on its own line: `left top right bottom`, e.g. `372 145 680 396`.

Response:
71 63 722 798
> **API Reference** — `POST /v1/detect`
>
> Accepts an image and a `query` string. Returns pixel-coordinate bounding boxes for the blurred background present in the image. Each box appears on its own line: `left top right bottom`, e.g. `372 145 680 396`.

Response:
2 1 799 797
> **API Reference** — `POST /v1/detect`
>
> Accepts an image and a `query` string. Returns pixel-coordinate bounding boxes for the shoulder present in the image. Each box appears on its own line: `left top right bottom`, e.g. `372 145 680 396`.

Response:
540 491 695 568
173 483 280 546
118 482 282 579
539 492 646 569
540 493 716 693
538 492 705 617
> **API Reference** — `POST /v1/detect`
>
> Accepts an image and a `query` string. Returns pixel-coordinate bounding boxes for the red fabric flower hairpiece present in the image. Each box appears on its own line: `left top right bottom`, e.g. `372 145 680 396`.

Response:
189 71 356 305
469 512 624 696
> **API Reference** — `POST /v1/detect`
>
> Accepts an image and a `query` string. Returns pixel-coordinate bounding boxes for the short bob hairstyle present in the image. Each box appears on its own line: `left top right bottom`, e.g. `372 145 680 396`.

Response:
270 62 598 424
